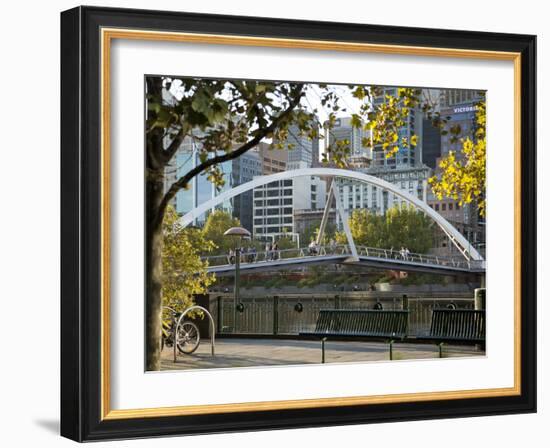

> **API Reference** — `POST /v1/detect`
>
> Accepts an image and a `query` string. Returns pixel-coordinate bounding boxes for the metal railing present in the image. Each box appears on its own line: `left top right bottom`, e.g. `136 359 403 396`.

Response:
210 295 476 337
203 245 483 270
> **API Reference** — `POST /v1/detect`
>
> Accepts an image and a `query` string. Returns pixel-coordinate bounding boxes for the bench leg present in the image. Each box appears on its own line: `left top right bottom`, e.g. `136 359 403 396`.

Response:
321 337 327 364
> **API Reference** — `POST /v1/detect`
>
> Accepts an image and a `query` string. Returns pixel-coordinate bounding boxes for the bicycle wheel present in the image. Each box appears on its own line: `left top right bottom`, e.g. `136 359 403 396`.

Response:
176 321 201 355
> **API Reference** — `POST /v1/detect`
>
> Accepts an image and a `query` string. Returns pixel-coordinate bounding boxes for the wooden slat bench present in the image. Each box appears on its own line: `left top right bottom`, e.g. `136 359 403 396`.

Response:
299 309 409 362
427 309 485 357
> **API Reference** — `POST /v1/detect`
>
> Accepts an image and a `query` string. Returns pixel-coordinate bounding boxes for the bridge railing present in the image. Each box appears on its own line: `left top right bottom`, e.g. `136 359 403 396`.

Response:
202 245 345 267
202 245 483 270
355 246 481 270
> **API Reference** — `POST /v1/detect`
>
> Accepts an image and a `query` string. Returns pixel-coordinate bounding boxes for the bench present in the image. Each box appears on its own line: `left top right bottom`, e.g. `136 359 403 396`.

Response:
427 309 485 357
300 309 409 362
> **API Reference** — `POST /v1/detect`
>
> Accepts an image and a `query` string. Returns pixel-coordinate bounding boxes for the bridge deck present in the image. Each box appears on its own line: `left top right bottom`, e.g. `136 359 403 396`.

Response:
204 246 485 275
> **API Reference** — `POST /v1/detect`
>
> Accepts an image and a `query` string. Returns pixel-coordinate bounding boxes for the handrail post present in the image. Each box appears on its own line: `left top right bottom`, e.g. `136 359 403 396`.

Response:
273 296 279 335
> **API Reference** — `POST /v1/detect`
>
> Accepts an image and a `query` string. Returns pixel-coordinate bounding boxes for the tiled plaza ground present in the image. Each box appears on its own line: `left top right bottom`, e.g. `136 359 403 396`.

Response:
160 338 484 370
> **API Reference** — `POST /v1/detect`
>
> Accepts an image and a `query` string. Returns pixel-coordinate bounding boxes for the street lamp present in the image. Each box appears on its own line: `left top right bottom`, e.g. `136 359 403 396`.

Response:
223 226 251 332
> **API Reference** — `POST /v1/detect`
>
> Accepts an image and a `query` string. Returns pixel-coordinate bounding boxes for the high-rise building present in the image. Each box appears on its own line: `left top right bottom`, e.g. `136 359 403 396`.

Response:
327 117 372 168
440 89 483 108
422 118 442 169
440 95 484 158
252 176 327 242
258 142 288 175
311 134 321 167
371 87 423 169
231 150 262 231
334 165 431 221
274 123 318 170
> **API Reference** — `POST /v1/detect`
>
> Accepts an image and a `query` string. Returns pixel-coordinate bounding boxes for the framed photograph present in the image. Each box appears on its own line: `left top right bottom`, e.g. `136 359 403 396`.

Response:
60 6 536 441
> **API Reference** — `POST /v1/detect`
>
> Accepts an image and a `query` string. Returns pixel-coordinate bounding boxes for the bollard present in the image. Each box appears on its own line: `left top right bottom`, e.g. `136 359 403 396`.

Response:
474 288 486 311
321 337 327 363
474 288 486 351
389 340 394 360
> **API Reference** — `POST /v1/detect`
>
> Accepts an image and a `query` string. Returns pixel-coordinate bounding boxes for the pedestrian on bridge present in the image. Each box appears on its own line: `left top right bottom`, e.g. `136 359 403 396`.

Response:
272 241 279 260
308 240 319 256
248 246 257 263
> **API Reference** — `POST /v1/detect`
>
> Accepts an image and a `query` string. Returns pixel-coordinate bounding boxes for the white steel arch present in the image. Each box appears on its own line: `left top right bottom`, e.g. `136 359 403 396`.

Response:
179 167 483 261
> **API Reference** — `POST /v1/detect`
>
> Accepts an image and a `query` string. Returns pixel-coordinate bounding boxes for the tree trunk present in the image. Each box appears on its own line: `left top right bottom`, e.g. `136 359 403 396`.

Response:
145 171 164 371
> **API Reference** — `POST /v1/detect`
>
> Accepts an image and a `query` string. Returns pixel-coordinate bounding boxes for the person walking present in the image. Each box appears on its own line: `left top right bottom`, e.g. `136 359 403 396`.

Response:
308 240 318 256
272 241 279 260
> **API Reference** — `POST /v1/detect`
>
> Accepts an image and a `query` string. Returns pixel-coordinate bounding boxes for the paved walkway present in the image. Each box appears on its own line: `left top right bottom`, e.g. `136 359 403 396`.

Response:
161 338 484 371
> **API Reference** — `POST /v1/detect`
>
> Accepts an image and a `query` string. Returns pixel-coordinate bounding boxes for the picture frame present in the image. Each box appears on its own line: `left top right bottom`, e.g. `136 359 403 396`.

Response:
60 5 536 442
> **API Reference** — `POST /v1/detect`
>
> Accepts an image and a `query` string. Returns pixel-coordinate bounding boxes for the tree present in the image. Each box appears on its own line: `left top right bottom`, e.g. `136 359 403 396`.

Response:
201 210 241 255
300 219 337 245
162 206 216 312
429 101 486 216
145 77 353 370
343 206 434 254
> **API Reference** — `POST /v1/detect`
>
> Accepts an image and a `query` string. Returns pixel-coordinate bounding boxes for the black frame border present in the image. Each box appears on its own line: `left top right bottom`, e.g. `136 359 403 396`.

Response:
60 6 536 442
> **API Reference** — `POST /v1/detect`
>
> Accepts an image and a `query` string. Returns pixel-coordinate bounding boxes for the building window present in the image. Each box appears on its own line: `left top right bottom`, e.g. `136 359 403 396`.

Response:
435 204 440 211
442 203 447 211
449 203 454 210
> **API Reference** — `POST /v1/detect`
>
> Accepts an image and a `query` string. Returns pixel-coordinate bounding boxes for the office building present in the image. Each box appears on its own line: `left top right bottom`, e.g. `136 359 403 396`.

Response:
334 165 432 221
274 123 318 170
371 87 423 169
231 150 262 231
252 176 327 242
258 142 288 175
327 117 372 168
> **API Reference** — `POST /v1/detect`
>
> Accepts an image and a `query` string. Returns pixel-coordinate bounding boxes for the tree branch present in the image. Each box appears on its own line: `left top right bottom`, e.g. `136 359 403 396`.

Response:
152 85 304 229
161 124 190 164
